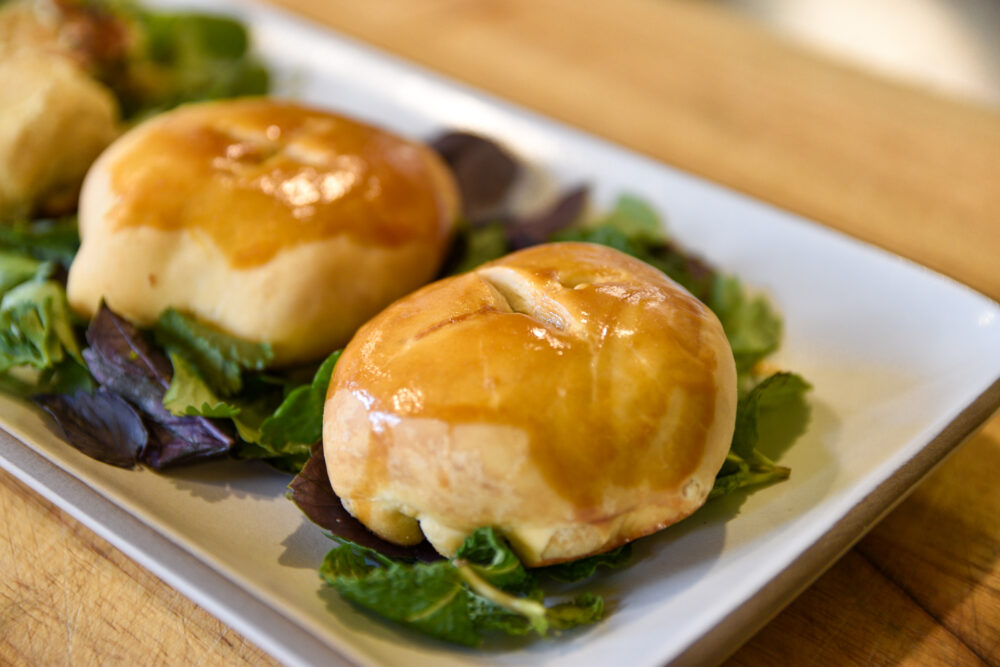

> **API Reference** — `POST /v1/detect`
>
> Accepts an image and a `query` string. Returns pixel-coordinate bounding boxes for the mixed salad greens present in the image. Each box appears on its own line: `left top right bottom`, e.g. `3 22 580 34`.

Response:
0 0 811 650
31 0 270 121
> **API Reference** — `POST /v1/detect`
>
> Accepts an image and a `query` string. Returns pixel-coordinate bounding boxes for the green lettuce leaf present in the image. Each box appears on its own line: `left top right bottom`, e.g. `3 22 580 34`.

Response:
754 371 813 410
37 358 95 395
0 281 83 373
256 350 341 449
162 351 240 418
0 252 54 295
710 372 810 500
232 436 310 475
455 525 534 593
319 528 604 646
732 372 811 459
0 277 91 397
153 308 272 396
0 227 83 394
545 594 605 630
322 541 481 646
111 9 270 119
0 358 93 399
0 217 80 270
160 344 340 472
536 543 632 583
707 275 782 376
446 222 509 275
592 193 663 242
232 349 342 471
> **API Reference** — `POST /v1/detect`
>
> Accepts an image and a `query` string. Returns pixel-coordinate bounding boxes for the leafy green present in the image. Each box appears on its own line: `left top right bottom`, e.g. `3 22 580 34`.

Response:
257 350 341 449
81 303 234 468
707 276 782 376
447 222 509 275
754 371 813 410
224 389 279 447
0 218 80 270
0 253 54 294
107 8 270 119
0 358 93 399
39 358 94 395
162 352 240 418
233 349 342 471
319 528 604 647
732 372 811 459
710 372 811 500
0 281 84 373
545 594 605 630
153 308 272 396
159 344 340 472
455 525 533 592
324 543 481 646
0 221 88 396
592 194 663 242
231 436 309 474
159 361 280 459
0 275 91 397
554 222 633 253
145 13 250 61
536 544 632 583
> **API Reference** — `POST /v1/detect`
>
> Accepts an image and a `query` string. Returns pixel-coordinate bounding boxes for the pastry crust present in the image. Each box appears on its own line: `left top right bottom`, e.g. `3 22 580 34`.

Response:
0 54 118 219
323 242 737 566
67 99 459 365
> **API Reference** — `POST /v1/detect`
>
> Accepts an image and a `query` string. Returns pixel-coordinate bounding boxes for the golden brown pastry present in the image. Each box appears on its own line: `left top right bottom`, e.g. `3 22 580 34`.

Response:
0 0 131 220
0 0 68 62
323 242 737 566
67 98 460 365
0 54 119 220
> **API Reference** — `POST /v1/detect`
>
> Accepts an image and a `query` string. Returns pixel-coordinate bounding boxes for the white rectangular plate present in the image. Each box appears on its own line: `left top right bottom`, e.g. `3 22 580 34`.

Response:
3 1 1000 665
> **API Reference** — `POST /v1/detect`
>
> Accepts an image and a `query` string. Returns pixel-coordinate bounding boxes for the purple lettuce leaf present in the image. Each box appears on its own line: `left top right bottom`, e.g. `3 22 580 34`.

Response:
143 419 233 469
86 304 172 386
431 129 589 269
288 443 441 561
84 303 233 468
505 185 589 249
34 389 147 468
430 131 520 223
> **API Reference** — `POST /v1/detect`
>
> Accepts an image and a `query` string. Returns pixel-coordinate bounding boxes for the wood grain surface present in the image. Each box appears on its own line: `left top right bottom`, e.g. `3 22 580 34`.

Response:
3 0 1000 664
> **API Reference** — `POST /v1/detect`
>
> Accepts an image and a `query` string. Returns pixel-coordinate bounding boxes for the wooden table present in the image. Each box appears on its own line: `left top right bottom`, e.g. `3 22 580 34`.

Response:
3 0 999 664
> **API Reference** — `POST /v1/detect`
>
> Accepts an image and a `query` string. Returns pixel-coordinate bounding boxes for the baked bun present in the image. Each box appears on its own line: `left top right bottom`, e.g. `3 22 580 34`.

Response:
323 242 737 566
67 99 459 365
0 54 118 219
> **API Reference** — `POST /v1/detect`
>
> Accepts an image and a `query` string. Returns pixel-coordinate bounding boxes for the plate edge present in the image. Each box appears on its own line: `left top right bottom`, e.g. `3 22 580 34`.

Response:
669 373 1000 666
0 428 365 667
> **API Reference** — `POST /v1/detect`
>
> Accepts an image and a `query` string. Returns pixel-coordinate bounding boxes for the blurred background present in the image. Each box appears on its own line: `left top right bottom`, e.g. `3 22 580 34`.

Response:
719 0 1000 107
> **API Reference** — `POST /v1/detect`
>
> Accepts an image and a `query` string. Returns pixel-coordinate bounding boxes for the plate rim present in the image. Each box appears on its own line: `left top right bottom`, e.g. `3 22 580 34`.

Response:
672 375 1000 665
0 424 371 667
